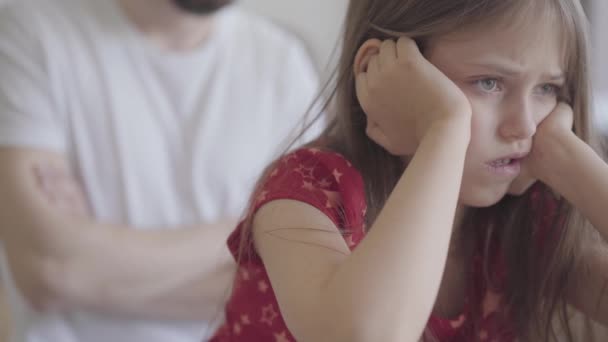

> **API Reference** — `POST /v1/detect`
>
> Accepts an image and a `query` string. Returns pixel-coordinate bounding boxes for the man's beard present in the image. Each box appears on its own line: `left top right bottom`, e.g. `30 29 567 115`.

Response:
171 0 233 15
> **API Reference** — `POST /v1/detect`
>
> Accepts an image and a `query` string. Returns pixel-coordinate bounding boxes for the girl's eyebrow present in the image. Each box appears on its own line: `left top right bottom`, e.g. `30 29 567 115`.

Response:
462 58 564 80
545 74 566 82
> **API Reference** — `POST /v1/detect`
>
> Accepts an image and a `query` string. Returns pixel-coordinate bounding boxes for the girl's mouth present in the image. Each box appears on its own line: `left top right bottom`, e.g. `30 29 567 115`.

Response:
486 157 523 178
489 158 516 167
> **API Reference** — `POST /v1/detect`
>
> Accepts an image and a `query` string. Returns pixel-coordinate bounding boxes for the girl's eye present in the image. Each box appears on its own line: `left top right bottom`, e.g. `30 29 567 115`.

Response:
475 78 501 92
538 84 561 96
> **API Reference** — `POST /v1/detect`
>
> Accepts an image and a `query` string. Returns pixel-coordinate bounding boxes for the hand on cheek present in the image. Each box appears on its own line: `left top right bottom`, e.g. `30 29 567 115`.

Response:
507 102 574 195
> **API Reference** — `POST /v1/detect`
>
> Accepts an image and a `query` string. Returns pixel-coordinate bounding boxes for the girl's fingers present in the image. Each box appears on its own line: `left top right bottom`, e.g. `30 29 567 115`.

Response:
379 39 397 67
396 36 418 60
554 102 574 129
367 54 380 77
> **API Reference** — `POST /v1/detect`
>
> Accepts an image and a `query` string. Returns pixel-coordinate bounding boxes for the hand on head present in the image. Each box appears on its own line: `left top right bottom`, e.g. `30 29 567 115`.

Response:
354 37 472 156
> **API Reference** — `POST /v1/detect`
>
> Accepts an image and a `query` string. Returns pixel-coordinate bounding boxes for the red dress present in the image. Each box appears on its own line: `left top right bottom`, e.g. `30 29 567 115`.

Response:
211 148 520 341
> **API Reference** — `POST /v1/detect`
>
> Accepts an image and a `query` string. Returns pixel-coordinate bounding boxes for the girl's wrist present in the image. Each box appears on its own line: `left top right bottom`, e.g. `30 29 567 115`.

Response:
536 130 582 189
424 112 472 149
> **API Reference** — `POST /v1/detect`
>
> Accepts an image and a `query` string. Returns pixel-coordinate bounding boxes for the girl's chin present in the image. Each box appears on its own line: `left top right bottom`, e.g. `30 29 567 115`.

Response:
507 178 538 196
459 186 510 208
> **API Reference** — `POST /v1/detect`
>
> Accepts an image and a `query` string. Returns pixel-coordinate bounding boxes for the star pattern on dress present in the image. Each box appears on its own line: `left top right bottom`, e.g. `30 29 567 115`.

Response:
256 190 269 204
332 169 343 183
260 304 278 326
318 178 331 189
258 280 269 293
302 180 315 191
241 315 251 325
270 168 279 178
274 331 291 342
233 323 242 335
450 314 467 329
482 290 502 318
250 266 263 276
283 153 299 164
295 164 316 179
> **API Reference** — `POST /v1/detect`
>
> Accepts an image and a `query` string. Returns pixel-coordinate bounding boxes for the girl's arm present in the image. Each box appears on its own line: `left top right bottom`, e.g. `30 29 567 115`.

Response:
542 131 608 236
540 130 608 324
254 37 472 342
255 115 470 342
529 104 608 324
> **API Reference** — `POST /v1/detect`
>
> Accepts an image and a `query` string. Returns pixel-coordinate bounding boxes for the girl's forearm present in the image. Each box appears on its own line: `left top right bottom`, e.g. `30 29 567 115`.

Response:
541 132 608 238
323 115 470 341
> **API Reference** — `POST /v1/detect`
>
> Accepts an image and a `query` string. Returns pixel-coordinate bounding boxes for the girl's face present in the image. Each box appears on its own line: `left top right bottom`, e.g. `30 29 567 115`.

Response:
425 19 566 207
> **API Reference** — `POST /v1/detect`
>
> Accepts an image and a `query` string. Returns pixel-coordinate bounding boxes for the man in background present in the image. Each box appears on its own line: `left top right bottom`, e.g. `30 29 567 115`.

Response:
0 0 320 341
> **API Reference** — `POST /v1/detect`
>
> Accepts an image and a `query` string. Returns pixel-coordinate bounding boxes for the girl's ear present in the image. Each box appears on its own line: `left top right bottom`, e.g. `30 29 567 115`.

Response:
353 39 400 154
353 39 382 76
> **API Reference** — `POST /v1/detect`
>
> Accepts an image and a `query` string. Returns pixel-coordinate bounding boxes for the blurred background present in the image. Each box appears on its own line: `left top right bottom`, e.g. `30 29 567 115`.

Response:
241 0 348 74
1 0 608 341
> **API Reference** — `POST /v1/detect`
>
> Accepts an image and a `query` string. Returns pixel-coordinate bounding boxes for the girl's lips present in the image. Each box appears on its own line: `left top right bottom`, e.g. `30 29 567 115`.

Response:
485 152 528 178
486 158 522 178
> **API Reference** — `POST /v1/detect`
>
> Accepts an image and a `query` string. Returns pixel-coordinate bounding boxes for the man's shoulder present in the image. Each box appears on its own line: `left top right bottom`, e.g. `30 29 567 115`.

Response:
218 6 317 81
1 0 83 24
0 0 94 40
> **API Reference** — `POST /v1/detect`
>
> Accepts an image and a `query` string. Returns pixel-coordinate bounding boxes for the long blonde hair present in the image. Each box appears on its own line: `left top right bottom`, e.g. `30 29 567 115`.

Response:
240 0 600 340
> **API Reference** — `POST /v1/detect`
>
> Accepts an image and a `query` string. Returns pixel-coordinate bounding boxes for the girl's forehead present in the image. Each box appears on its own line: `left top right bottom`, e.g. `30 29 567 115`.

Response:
426 17 568 73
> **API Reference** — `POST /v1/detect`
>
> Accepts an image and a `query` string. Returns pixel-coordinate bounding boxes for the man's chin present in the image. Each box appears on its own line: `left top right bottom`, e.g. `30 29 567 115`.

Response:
171 0 233 15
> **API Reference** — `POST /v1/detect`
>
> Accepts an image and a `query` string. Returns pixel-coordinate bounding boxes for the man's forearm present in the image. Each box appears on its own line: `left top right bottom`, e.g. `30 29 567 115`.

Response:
0 147 238 320
44 218 238 320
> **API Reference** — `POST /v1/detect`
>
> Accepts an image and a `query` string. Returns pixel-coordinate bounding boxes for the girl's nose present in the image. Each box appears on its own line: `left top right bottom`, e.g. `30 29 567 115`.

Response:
499 98 537 141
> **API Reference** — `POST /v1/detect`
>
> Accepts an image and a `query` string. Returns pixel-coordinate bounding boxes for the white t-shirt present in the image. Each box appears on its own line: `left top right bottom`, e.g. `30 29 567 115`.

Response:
0 0 321 341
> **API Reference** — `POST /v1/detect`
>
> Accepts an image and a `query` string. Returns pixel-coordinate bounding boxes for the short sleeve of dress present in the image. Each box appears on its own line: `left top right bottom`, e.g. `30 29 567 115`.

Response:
227 148 367 263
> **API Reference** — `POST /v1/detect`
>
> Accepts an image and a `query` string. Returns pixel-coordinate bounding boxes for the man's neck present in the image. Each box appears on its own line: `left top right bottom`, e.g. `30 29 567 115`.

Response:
117 0 215 52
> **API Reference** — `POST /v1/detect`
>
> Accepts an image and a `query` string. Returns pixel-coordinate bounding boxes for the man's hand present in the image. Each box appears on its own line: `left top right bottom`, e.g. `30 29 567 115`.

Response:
33 163 92 218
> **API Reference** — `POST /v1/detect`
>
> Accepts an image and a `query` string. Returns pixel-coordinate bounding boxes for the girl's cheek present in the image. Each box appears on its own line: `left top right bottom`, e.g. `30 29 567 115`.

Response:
469 101 501 144
467 111 485 148
534 102 557 125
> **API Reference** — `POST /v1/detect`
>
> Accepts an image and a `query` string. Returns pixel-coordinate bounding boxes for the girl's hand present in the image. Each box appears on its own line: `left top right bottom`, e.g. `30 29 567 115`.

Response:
354 37 472 155
508 103 575 195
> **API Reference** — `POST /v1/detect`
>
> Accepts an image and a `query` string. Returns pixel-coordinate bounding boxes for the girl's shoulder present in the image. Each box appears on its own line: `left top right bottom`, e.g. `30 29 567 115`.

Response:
256 147 366 224
228 147 368 263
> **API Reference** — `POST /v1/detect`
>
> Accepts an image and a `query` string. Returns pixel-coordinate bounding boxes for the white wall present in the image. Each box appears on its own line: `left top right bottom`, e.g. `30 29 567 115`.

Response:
239 0 348 73
584 0 608 130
